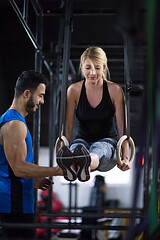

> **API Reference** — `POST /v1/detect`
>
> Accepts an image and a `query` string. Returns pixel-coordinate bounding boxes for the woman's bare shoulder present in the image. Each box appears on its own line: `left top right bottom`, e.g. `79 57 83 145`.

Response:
69 80 83 89
107 80 122 89
107 80 124 103
67 80 84 95
107 80 123 94
67 80 84 106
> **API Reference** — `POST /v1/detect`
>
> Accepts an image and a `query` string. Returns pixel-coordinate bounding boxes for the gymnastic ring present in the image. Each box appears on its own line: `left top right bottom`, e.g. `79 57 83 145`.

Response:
116 135 135 166
55 135 69 155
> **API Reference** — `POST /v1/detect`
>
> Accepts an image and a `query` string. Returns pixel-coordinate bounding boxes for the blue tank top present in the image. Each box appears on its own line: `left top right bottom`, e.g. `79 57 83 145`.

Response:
0 109 34 214
76 80 118 142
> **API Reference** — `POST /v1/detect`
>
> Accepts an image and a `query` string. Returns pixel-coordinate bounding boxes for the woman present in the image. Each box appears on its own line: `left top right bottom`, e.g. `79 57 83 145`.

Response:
57 47 130 182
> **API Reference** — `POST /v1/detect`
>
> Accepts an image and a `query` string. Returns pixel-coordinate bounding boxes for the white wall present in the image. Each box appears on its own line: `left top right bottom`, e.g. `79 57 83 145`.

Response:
38 147 144 209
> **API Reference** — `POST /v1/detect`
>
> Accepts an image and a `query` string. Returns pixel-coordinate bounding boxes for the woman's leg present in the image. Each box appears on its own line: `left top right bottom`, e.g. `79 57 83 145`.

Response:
89 138 117 172
70 138 117 172
89 153 100 170
70 138 90 152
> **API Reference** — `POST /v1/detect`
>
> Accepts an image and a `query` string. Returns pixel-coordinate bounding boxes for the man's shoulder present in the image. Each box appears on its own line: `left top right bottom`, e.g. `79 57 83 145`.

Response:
1 120 27 142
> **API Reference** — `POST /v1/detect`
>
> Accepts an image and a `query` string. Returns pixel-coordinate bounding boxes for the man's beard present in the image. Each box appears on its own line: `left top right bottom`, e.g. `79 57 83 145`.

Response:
26 95 36 113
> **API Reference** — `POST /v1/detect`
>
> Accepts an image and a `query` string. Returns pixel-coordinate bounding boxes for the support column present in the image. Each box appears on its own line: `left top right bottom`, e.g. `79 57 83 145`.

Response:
33 13 43 240
59 0 73 137
33 14 43 164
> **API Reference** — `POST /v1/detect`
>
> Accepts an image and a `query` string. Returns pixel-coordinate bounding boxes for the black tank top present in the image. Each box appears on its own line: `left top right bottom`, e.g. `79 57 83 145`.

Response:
75 80 118 142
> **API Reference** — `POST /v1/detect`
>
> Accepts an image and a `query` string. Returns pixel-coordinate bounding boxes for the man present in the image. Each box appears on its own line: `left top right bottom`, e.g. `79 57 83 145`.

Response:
0 70 63 239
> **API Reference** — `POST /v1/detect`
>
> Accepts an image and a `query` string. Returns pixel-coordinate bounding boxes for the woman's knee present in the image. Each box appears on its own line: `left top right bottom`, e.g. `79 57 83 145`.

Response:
70 138 89 152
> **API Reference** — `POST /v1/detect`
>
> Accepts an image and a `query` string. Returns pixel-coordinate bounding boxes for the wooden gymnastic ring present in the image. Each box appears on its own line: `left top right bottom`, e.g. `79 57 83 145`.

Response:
55 135 69 155
116 135 135 166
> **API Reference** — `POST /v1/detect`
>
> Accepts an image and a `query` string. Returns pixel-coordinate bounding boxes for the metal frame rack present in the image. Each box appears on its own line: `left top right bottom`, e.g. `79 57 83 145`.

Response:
0 1 156 240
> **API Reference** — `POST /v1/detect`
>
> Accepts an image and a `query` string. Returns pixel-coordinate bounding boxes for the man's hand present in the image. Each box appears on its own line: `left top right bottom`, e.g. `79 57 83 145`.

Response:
55 165 64 176
34 178 54 190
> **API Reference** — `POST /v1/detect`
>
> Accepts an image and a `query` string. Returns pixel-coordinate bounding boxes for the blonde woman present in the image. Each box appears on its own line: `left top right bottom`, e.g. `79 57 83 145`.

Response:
57 47 130 182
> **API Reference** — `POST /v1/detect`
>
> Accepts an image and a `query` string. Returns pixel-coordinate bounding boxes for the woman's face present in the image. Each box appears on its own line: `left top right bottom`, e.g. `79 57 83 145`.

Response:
81 57 104 85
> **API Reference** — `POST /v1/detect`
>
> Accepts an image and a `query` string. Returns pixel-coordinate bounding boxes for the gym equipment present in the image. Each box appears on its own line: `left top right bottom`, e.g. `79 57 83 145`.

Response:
116 135 135 166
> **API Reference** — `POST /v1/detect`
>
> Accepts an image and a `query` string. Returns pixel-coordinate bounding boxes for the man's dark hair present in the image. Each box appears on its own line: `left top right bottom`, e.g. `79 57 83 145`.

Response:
14 70 49 97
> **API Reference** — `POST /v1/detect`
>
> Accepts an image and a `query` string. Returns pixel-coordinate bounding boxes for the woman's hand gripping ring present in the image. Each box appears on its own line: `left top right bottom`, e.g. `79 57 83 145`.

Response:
116 135 135 167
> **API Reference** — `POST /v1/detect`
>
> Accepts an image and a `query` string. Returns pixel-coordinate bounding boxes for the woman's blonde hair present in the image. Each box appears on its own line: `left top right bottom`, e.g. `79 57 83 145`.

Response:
79 46 110 81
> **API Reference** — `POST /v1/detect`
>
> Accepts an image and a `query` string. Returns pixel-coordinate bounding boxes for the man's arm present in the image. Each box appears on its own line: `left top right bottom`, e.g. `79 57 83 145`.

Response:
2 120 63 178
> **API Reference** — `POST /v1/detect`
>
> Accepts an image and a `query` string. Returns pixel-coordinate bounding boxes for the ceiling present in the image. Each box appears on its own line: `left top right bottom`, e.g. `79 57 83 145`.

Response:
0 0 146 146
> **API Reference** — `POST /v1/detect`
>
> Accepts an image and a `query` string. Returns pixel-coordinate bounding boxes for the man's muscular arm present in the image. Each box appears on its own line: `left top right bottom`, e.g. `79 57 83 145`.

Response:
2 120 63 178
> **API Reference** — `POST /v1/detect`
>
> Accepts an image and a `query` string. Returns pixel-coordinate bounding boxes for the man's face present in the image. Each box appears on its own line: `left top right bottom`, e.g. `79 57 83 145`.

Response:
26 83 46 113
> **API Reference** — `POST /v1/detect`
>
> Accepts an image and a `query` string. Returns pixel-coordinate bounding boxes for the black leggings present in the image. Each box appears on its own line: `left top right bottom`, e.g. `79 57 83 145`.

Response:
0 213 36 240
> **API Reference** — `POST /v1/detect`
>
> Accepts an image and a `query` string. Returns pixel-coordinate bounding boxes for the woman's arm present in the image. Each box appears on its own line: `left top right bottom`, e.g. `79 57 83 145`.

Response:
108 82 130 171
65 83 79 142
